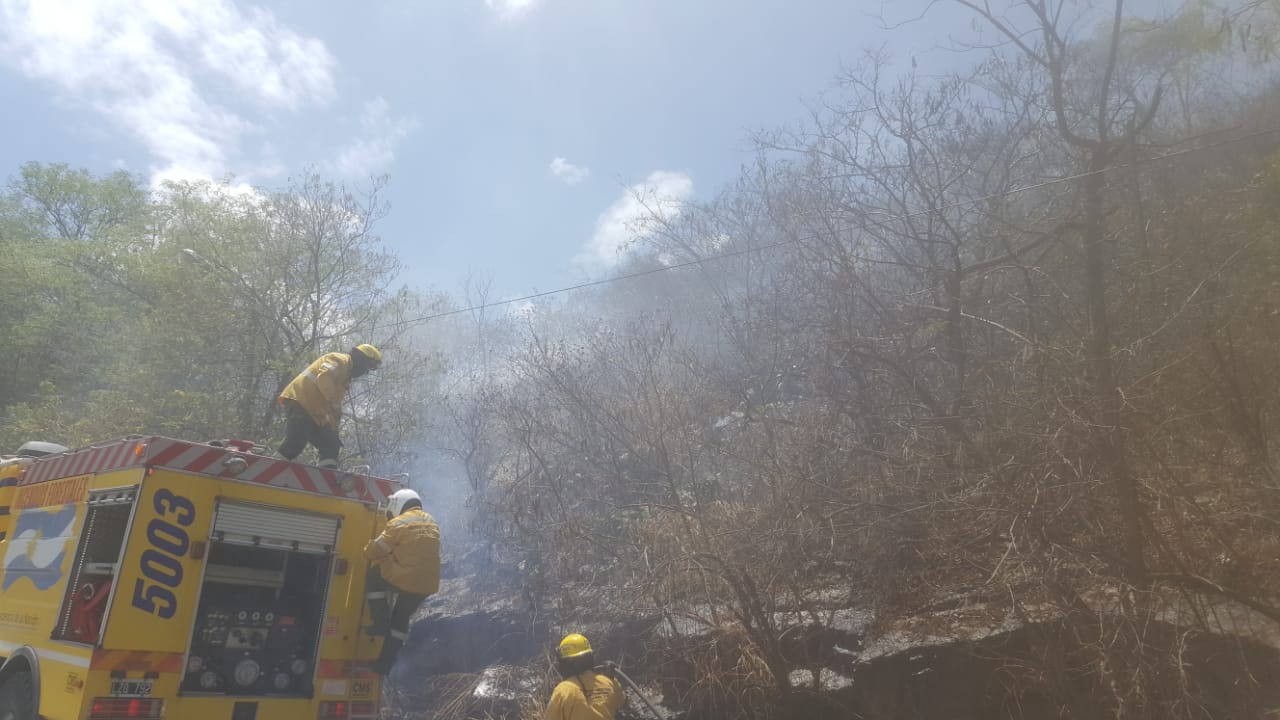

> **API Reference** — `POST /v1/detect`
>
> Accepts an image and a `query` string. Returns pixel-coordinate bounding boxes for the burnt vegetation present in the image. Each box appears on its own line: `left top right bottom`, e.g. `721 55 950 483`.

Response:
437 2 1280 718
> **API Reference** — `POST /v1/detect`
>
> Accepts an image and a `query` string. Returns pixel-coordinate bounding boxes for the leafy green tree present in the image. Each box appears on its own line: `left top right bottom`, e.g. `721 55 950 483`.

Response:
0 163 150 421
0 165 439 472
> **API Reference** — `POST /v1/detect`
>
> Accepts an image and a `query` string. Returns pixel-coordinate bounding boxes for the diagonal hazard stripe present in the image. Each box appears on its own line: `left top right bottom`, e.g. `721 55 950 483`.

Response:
21 438 141 484
317 469 342 496
81 447 108 475
236 456 275 483
183 448 228 474
373 479 396 502
32 458 61 484
105 441 135 470
293 466 318 493
250 460 291 486
25 456 60 484
65 450 90 477
167 444 212 471
147 440 194 466
350 478 372 502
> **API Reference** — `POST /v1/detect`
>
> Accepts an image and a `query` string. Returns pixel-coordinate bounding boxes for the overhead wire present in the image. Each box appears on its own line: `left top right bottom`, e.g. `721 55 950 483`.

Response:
377 125 1278 331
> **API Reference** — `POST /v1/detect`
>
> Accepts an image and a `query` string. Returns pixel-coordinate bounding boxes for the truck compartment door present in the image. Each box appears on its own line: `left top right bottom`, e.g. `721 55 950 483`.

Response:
183 501 340 697
54 487 137 644
210 502 339 554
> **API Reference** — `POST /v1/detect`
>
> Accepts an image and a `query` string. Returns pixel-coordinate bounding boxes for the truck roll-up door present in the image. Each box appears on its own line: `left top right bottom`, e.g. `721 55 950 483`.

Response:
211 501 340 554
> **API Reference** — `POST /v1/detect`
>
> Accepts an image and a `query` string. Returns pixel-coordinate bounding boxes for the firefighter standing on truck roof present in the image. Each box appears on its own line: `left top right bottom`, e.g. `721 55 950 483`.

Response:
364 487 441 676
276 344 382 469
546 633 625 720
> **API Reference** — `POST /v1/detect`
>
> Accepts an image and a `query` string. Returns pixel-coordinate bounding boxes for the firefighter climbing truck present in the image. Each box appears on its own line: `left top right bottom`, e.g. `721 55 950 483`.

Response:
0 436 403 720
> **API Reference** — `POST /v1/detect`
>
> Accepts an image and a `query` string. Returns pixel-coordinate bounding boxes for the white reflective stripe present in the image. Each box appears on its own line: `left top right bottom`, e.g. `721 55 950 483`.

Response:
0 640 91 669
374 538 393 552
168 443 210 470
301 369 319 383
390 630 409 641
366 592 388 599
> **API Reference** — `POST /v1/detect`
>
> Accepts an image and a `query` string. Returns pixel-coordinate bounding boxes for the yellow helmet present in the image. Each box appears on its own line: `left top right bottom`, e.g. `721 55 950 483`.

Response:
557 633 593 659
355 344 382 367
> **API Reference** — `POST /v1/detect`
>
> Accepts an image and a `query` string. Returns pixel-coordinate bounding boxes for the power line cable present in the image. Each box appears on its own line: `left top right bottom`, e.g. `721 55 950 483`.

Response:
378 125 1278 330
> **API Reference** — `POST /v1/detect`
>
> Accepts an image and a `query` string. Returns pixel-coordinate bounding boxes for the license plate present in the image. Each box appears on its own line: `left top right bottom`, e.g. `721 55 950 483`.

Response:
110 679 153 697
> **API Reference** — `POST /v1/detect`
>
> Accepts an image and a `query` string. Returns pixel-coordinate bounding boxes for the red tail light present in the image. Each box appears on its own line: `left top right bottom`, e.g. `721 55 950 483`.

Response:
89 698 164 719
318 701 349 719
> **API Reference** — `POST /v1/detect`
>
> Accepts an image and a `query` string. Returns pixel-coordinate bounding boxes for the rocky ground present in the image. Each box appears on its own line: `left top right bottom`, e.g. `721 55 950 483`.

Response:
381 551 1280 720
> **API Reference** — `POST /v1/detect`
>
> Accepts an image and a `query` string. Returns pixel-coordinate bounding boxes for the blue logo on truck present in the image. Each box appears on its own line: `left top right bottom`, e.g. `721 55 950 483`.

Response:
2 505 77 591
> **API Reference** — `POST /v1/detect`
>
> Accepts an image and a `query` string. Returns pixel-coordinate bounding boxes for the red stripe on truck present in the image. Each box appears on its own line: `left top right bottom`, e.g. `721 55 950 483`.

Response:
183 448 227 474
146 440 193 466
91 650 185 673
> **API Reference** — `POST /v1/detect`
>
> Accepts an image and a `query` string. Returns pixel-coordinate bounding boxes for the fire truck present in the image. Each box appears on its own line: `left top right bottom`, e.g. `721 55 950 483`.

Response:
0 436 403 720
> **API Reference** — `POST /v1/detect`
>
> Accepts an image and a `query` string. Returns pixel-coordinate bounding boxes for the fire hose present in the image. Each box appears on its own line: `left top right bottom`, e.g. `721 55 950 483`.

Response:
597 661 663 719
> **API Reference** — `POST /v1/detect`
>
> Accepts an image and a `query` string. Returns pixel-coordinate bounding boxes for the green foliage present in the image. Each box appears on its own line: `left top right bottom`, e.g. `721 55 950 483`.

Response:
1144 0 1280 61
1126 1 1230 58
0 165 437 471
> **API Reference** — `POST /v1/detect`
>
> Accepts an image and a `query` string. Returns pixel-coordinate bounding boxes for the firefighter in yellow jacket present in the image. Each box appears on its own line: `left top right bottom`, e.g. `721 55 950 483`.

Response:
546 633 625 720
277 344 381 468
363 488 441 675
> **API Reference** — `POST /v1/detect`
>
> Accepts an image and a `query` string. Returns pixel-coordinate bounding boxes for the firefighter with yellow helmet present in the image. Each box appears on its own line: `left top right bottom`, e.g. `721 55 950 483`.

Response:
276 343 382 468
546 632 625 720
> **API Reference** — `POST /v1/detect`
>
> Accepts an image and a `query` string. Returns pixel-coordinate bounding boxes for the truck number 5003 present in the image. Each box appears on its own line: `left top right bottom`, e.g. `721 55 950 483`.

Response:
131 488 196 619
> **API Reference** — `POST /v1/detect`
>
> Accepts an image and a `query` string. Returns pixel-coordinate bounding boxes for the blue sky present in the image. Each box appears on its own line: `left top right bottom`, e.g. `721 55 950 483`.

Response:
0 0 1173 300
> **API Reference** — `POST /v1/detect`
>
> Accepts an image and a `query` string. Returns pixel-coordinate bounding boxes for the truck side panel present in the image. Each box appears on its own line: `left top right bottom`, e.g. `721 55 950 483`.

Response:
101 470 215 655
0 474 96 720
93 469 383 719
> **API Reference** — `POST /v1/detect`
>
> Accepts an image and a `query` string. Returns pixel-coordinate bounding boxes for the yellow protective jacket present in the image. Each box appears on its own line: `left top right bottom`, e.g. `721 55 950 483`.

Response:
279 352 352 429
363 507 441 596
545 671 624 720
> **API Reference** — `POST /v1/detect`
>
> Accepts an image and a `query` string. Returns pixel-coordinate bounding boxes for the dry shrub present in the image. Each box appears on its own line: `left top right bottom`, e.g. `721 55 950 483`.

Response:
658 625 781 720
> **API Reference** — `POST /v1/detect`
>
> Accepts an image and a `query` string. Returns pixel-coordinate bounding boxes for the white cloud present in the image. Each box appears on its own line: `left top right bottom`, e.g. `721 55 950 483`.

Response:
0 0 336 183
331 97 419 179
485 0 537 20
575 170 694 271
549 157 590 185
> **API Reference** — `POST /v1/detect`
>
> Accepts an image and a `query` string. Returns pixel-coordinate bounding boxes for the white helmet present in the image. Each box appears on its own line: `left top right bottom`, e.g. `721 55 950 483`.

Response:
386 488 422 518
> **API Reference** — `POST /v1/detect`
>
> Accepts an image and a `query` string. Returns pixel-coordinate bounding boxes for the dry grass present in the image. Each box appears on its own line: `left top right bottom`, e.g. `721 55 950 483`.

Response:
385 665 548 720
660 625 781 720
